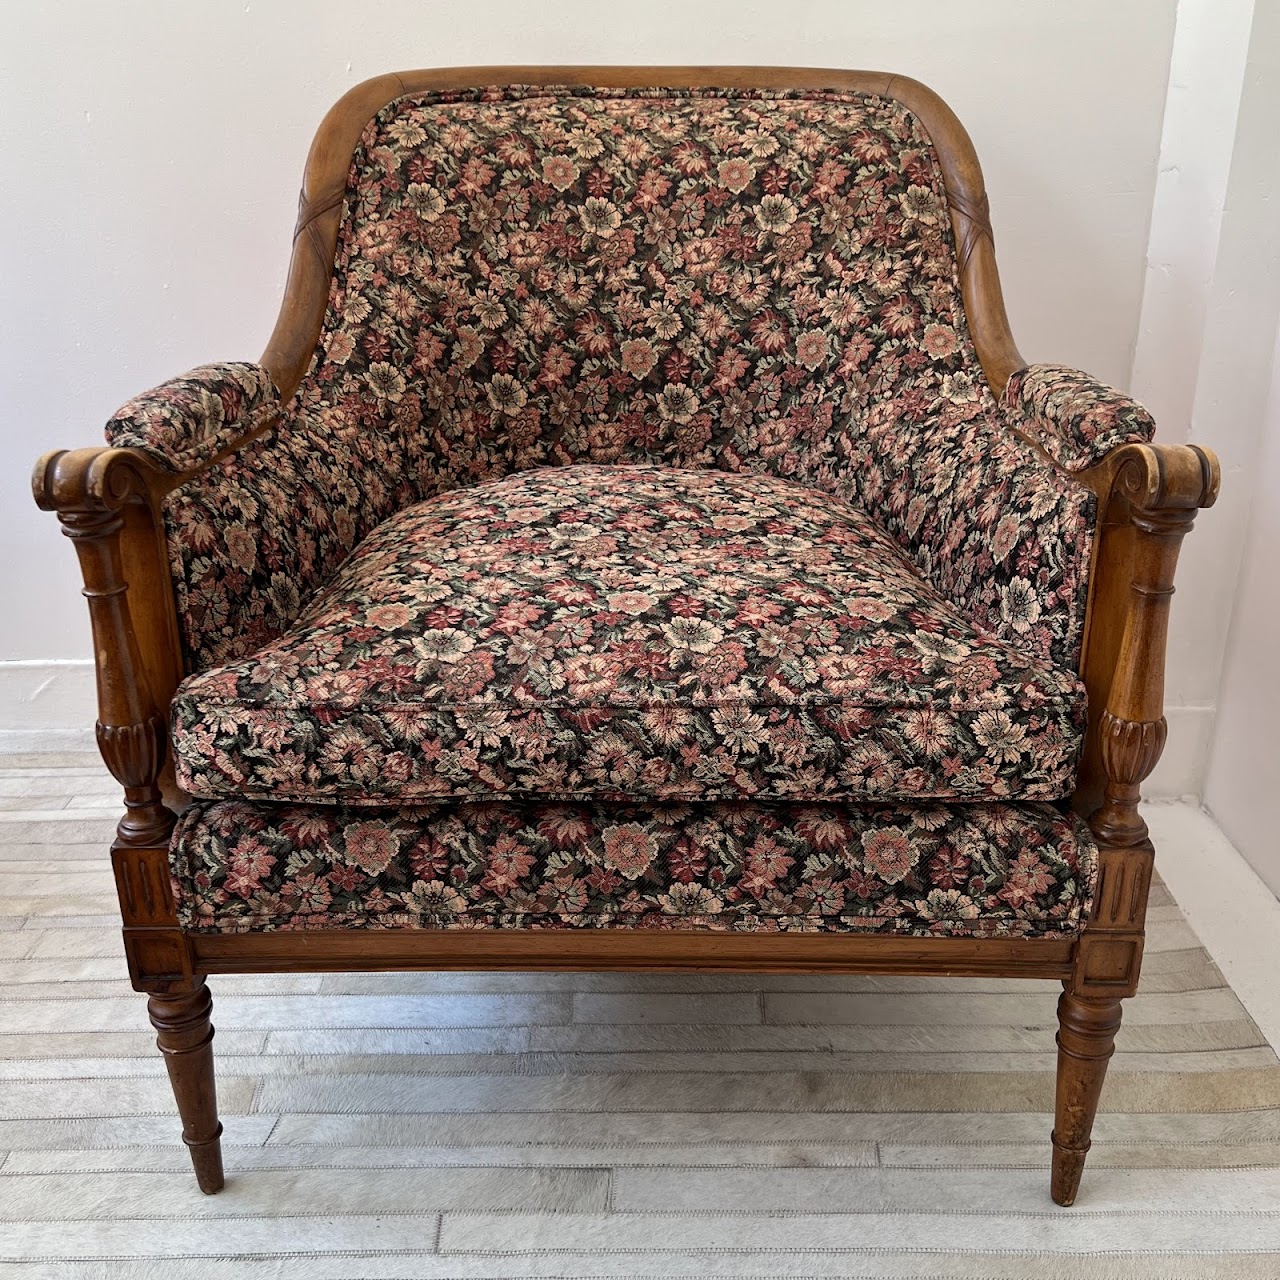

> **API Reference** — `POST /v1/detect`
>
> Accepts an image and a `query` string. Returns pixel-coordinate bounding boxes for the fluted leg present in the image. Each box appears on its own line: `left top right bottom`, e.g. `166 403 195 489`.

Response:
148 979 224 1193
1051 990 1122 1205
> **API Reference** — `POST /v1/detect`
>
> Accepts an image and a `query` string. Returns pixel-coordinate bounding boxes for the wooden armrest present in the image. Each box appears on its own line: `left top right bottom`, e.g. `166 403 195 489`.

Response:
104 363 282 475
32 445 186 829
1073 441 1220 837
1001 365 1156 473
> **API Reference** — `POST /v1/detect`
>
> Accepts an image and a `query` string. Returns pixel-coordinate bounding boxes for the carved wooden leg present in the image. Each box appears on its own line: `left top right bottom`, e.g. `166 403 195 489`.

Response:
1051 990 1123 1206
148 979 224 1193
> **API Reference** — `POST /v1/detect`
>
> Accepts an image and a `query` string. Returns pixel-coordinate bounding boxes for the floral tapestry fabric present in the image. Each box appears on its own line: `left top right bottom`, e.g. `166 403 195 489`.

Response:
1002 364 1156 472
171 465 1086 806
105 363 280 474
158 401 429 671
153 86 1099 676
171 793 1096 938
825 402 1094 670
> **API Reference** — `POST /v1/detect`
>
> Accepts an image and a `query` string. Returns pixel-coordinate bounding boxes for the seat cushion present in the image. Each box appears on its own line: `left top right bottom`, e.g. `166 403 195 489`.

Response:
171 796 1096 939
171 465 1086 805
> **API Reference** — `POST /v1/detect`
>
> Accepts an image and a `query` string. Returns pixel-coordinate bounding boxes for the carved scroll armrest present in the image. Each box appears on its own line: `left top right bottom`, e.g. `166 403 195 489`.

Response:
33 446 184 848
1002 365 1156 472
1079 441 1220 846
105 363 281 475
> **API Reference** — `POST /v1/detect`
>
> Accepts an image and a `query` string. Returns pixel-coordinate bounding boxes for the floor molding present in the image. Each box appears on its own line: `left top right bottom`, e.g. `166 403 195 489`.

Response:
1147 800 1280 1053
0 727 96 753
0 660 95 741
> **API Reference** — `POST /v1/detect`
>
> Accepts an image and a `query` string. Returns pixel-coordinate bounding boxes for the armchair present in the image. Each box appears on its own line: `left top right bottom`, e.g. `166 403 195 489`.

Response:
33 67 1218 1206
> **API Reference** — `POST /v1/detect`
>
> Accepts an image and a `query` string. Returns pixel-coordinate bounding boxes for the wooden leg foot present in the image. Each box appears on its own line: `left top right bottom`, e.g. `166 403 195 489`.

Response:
148 978 224 1194
1050 1143 1089 1208
1051 990 1122 1206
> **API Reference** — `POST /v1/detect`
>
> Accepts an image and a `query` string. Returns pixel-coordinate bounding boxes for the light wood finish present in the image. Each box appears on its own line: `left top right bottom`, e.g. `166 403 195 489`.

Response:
32 67 1220 1203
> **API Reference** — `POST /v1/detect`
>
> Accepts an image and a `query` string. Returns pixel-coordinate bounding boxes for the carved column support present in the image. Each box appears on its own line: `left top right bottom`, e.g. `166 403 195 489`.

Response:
1091 712 1168 847
37 451 185 985
1072 444 1219 1004
1085 446 1217 851
97 716 174 849
51 478 177 856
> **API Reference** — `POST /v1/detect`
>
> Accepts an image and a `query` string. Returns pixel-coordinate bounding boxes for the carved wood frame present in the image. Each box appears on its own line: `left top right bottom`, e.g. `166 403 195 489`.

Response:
32 68 1220 1203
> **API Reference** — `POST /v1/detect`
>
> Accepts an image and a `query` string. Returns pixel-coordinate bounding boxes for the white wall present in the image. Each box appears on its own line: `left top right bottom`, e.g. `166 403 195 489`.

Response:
0 1 1178 738
1205 326 1280 894
1171 0 1280 889
1128 0 1256 795
1132 0 1280 800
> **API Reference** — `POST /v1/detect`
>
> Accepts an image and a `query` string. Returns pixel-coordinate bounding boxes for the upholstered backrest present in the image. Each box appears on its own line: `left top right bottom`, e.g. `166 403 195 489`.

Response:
300 86 948 477
163 85 1094 673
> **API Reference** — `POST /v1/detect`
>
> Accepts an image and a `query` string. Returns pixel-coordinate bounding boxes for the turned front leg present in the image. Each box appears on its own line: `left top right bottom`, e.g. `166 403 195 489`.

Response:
1051 991 1123 1205
149 979 224 1193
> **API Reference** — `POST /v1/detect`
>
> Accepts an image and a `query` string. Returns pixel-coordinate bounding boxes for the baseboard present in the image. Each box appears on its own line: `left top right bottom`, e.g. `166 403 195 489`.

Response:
0 661 99 766
1147 801 1280 1054
0 727 97 753
0 661 97 753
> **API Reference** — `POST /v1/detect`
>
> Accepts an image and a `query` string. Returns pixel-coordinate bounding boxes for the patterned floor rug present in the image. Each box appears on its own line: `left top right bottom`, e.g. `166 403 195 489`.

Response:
2 756 1279 1278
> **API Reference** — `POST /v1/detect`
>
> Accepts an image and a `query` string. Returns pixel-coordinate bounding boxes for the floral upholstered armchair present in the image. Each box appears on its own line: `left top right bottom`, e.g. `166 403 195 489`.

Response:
34 68 1218 1205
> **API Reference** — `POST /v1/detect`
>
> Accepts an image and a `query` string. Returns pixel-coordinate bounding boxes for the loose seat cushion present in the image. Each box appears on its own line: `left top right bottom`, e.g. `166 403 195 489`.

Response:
171 796 1096 939
172 465 1086 805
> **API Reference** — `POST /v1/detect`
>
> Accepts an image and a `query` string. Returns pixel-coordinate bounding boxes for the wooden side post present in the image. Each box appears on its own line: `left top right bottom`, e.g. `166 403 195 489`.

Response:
35 447 224 1193
1053 441 1220 1206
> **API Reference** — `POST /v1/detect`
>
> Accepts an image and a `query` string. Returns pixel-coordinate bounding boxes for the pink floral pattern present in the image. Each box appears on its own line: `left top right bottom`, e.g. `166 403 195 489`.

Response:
171 466 1085 805
171 794 1096 938
1002 364 1155 472
151 86 1098 676
157 403 426 671
105 363 280 473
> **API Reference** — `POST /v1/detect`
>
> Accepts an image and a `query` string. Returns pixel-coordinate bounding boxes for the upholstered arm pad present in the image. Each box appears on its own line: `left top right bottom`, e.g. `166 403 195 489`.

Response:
105 363 281 473
1001 365 1155 472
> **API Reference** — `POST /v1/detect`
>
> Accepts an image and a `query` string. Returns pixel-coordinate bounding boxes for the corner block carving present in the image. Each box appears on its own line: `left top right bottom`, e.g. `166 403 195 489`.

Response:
124 928 193 991
112 847 177 926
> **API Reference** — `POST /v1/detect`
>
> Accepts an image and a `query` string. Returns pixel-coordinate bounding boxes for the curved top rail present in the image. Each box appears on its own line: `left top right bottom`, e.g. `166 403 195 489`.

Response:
258 65 1024 402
